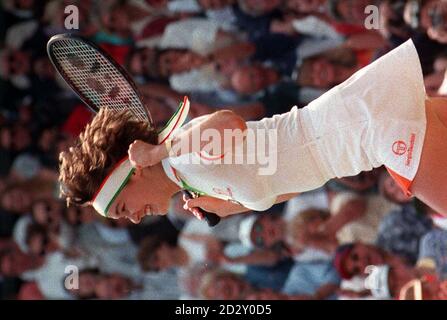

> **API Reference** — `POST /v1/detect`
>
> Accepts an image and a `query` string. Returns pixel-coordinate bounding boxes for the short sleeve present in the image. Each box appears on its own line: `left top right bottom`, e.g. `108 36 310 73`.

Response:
241 196 277 212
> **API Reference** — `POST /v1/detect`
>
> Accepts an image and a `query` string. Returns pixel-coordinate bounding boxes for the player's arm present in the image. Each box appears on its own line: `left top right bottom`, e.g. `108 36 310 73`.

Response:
128 110 247 168
183 195 251 218
184 193 299 218
276 193 300 204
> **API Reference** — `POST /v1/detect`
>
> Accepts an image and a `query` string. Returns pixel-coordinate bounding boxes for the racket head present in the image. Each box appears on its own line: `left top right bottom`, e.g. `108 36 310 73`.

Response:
47 33 154 127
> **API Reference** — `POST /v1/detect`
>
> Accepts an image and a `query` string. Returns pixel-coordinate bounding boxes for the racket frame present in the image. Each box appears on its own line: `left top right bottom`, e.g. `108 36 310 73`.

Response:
47 33 154 125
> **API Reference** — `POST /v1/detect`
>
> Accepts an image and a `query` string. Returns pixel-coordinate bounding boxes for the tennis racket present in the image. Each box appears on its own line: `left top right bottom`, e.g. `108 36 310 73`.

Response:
47 33 221 227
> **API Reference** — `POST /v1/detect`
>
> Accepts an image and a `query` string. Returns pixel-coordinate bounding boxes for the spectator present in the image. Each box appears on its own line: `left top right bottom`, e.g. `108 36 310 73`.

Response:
294 47 372 89
0 243 44 278
364 263 417 299
328 0 378 26
403 0 447 44
198 268 309 300
282 260 341 299
417 228 447 279
376 202 433 264
333 242 409 280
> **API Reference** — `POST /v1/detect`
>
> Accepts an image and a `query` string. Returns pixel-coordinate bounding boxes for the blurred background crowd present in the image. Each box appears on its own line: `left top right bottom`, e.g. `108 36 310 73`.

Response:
1 0 447 300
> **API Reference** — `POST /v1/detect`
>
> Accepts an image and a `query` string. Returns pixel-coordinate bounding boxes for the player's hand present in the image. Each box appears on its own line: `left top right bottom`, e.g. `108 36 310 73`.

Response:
182 194 233 219
128 140 167 169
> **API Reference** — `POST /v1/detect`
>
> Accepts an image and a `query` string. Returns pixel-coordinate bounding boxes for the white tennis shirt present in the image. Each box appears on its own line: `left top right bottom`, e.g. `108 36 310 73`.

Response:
162 40 427 211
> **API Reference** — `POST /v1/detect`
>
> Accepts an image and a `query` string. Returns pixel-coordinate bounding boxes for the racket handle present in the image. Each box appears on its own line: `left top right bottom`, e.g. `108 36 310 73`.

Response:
182 191 221 227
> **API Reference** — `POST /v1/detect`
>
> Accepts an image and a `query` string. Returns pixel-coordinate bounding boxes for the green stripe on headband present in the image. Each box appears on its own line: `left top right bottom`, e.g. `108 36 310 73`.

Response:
92 158 134 217
103 167 135 217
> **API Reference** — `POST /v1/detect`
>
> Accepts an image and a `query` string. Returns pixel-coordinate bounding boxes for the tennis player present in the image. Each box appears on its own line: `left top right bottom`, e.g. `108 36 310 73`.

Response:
59 40 447 223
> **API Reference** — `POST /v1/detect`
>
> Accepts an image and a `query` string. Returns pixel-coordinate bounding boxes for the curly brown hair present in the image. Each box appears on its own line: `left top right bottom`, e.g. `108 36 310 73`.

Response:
59 108 157 206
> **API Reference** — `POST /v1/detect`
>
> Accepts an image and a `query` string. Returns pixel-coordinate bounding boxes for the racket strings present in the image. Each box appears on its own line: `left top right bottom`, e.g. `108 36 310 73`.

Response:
51 39 149 123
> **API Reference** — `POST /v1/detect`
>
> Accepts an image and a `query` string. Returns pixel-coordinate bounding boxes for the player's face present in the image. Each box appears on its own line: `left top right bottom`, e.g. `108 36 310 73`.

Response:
106 166 172 224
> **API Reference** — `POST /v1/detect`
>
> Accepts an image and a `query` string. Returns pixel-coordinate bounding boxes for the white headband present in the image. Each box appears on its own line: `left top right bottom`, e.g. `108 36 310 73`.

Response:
92 157 135 217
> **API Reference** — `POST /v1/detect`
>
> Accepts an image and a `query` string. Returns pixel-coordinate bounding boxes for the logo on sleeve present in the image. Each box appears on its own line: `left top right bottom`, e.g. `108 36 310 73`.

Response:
212 187 234 198
392 134 416 166
392 140 407 156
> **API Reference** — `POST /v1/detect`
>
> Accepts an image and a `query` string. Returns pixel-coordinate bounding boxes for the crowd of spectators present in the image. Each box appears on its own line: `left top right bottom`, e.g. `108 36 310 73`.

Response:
1 0 447 300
